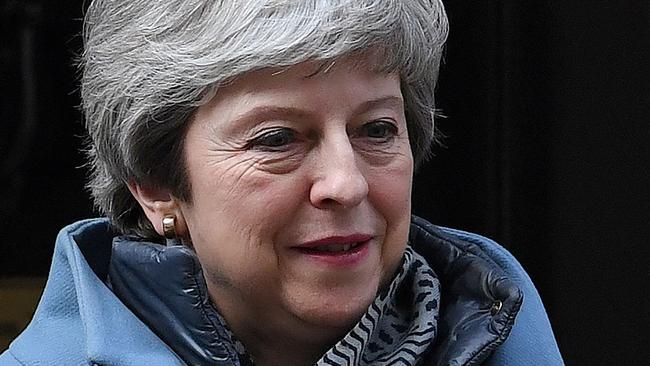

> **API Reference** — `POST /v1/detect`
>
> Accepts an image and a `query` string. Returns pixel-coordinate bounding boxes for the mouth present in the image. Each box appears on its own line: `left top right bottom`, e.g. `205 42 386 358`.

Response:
291 235 373 266
295 240 367 255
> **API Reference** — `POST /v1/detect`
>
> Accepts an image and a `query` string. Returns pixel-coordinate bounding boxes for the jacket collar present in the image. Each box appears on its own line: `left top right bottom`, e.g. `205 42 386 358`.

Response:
108 235 241 365
409 216 523 365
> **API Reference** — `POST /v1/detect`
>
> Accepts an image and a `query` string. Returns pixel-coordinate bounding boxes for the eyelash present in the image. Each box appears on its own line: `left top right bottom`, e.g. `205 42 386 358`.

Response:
246 120 399 151
247 128 297 150
361 120 399 140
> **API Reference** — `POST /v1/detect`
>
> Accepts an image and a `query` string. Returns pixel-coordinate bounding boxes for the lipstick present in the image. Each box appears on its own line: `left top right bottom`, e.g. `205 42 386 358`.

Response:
293 234 373 266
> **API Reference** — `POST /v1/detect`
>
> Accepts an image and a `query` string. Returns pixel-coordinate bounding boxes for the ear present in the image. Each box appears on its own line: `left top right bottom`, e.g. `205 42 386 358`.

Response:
127 181 188 238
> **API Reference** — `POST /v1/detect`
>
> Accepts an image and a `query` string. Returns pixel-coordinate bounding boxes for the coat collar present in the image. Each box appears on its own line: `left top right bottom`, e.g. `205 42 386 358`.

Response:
7 219 185 366
408 216 523 365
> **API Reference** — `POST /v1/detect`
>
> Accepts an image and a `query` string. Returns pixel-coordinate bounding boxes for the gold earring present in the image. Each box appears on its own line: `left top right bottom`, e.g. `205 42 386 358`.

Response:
162 215 177 239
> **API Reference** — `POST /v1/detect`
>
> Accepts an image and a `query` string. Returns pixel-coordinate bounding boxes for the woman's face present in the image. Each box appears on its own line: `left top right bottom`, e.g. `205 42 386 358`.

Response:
180 60 413 335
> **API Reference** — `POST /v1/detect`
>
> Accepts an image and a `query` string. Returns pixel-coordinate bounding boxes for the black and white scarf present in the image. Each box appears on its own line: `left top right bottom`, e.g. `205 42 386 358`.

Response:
315 245 440 365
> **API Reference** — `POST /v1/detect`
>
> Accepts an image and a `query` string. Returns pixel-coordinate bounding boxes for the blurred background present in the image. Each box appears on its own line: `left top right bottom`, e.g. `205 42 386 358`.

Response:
1 0 648 364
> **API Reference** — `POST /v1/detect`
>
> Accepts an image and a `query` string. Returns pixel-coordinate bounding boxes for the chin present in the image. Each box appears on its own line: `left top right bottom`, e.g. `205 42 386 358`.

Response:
286 280 380 331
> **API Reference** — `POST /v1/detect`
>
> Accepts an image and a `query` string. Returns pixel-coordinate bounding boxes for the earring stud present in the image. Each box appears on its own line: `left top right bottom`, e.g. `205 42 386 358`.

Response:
162 215 177 239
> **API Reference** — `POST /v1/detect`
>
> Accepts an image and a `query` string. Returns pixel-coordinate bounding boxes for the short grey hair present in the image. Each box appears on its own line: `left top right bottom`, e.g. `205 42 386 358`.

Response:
81 0 449 239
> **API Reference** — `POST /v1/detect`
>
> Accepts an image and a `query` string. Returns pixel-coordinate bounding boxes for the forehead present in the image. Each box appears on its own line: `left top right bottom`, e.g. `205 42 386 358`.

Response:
192 59 403 137
205 56 401 106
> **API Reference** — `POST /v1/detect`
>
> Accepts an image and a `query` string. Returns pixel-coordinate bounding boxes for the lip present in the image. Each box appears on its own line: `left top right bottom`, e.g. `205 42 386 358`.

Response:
292 234 373 267
296 234 374 248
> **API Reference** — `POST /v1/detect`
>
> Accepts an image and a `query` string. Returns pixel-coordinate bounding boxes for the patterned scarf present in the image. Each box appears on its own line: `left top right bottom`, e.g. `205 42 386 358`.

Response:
315 245 440 365
229 245 441 366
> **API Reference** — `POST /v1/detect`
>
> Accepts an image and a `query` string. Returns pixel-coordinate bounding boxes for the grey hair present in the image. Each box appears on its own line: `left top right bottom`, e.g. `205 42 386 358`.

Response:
81 0 449 239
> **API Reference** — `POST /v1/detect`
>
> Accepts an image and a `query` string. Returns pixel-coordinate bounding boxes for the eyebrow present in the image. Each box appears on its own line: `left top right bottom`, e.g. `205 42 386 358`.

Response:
227 95 404 134
352 96 404 116
227 106 315 135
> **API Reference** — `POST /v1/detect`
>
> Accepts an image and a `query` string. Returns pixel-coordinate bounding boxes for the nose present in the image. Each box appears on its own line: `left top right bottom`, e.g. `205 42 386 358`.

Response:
309 135 369 209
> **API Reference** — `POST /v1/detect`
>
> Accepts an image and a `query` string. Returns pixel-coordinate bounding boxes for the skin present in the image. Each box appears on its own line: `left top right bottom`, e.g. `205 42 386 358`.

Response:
132 59 414 365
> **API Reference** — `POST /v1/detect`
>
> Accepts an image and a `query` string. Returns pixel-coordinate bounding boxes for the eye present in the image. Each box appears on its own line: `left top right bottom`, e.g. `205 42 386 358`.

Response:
248 128 297 150
362 120 398 139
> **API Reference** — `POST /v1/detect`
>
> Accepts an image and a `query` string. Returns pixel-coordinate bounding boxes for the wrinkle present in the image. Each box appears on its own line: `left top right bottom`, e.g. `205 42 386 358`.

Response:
354 134 411 167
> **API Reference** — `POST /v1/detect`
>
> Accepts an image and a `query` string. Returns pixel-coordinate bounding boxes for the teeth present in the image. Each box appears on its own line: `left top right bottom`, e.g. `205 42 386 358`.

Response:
312 243 358 252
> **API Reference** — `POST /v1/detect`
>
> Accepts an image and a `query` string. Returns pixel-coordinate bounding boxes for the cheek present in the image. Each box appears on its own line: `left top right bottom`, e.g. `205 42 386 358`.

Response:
369 154 413 221
184 174 307 304
186 174 280 249
362 131 414 223
182 159 304 266
369 155 413 266
367 155 413 277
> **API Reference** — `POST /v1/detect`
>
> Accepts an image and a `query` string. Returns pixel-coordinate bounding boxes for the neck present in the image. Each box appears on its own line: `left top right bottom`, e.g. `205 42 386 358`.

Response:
243 331 331 366
208 285 352 366
233 307 351 365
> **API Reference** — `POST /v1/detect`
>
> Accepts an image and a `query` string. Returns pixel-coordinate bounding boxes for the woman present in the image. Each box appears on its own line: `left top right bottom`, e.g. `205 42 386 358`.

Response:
1 0 563 365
